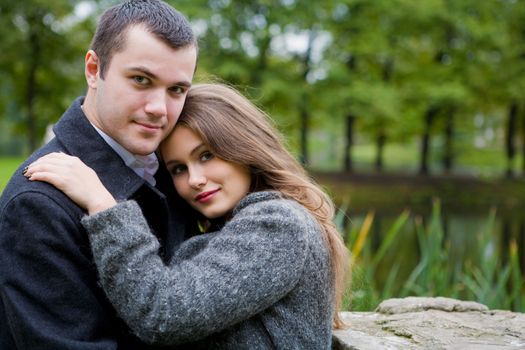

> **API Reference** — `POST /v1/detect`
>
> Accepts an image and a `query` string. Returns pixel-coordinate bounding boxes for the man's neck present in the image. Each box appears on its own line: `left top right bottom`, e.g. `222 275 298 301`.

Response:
81 93 99 129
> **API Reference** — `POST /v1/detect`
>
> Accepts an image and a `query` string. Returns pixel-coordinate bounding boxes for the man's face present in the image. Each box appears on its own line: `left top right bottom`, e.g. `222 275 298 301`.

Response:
86 25 197 155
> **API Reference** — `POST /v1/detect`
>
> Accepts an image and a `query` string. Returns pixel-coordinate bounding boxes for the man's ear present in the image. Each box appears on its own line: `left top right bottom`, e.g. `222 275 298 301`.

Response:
85 50 100 89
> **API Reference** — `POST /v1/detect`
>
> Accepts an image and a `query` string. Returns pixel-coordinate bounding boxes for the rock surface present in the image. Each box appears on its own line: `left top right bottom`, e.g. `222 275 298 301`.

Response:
333 297 525 350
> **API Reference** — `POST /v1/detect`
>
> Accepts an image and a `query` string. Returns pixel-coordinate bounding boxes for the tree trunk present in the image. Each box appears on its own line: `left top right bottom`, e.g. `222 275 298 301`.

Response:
375 131 386 172
251 35 270 86
442 106 456 173
382 59 394 81
505 102 518 178
343 54 358 171
375 59 393 173
419 106 439 175
519 220 525 278
521 105 525 177
343 114 356 172
26 27 40 152
299 99 309 166
298 31 315 166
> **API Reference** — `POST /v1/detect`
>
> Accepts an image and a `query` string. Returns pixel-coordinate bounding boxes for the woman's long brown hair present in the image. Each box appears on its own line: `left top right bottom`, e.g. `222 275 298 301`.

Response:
167 83 349 328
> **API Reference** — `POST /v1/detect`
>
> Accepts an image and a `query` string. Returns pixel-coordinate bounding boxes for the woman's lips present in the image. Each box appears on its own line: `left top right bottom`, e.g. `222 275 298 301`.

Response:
195 189 220 203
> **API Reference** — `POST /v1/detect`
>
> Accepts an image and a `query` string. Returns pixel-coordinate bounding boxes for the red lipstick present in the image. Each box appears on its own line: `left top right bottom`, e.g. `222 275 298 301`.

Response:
195 189 220 203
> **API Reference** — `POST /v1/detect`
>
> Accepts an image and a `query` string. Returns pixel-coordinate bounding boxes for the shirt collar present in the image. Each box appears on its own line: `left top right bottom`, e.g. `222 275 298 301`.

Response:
89 122 159 186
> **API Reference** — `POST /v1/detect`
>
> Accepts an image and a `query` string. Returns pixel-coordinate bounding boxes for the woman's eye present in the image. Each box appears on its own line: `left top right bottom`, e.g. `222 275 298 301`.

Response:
200 151 214 162
171 165 187 175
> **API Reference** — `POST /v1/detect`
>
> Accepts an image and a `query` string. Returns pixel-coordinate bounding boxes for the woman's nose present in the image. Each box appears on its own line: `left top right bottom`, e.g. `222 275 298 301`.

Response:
188 169 206 189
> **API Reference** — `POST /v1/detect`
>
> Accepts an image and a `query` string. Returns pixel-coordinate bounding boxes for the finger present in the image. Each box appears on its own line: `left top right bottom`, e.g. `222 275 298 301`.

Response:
26 171 68 190
28 153 76 168
46 152 76 162
28 153 78 171
25 162 71 179
27 156 60 171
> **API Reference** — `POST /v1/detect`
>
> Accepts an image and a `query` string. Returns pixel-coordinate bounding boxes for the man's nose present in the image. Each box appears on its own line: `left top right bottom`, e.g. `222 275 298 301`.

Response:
144 90 167 118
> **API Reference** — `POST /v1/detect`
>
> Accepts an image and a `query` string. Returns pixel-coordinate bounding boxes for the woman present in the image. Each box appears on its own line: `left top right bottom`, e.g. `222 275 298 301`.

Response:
25 83 348 349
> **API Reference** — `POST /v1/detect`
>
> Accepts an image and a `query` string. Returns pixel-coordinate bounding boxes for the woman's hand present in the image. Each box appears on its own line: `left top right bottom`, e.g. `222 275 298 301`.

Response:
24 152 117 215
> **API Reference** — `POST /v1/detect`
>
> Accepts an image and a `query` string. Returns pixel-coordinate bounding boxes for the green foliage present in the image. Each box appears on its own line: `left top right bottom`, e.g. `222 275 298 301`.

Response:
0 0 95 154
345 200 525 312
402 200 459 297
460 209 524 310
3 0 525 172
341 208 410 309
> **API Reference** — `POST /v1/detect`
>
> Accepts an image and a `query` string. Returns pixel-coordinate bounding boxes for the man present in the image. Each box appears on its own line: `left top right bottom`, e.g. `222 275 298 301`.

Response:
0 0 198 348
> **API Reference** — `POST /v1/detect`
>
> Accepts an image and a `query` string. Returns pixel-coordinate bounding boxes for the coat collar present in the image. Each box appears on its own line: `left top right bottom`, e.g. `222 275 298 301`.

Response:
52 97 150 201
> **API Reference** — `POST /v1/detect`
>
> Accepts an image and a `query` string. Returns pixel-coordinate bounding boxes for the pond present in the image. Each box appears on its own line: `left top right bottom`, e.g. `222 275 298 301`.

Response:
314 171 525 311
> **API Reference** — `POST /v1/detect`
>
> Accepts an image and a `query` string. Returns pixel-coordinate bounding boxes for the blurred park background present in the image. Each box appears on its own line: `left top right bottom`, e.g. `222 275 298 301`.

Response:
1 0 524 312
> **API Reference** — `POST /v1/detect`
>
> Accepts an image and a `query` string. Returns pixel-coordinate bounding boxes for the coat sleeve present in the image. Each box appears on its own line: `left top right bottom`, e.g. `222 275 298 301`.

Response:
82 199 311 345
0 191 121 350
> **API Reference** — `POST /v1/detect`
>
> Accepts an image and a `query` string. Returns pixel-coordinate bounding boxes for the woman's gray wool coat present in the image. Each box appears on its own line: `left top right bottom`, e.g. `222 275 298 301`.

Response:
82 191 335 349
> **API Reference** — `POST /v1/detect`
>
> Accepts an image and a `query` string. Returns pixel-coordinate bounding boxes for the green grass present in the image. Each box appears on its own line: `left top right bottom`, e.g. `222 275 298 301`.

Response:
308 134 519 178
0 157 24 193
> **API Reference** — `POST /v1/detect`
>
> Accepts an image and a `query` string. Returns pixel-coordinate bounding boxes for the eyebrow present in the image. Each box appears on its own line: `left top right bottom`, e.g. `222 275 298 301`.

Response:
164 143 206 167
127 66 192 87
190 143 206 156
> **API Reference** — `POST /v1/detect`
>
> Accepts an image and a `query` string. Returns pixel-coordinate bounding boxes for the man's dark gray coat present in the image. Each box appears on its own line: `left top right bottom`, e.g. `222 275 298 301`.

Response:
0 97 192 349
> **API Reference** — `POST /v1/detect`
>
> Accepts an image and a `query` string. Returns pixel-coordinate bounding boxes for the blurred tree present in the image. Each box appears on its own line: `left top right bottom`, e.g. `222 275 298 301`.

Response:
500 0 525 177
386 0 467 175
175 0 336 166
0 0 95 154
4 0 525 177
325 0 519 175
328 0 447 173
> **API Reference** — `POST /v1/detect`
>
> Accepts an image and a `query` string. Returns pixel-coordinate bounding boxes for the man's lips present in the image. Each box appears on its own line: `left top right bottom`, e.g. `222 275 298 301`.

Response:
135 121 162 131
195 189 220 202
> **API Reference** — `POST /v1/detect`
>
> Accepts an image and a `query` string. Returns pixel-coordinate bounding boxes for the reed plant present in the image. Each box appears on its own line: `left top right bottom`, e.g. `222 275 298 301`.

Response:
339 199 525 312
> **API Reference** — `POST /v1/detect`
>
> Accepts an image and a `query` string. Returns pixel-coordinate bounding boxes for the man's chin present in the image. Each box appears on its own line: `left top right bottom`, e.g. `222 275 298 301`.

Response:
128 144 160 156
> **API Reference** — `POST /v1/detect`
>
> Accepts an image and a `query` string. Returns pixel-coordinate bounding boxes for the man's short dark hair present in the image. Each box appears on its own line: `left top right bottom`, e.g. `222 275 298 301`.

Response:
90 0 197 79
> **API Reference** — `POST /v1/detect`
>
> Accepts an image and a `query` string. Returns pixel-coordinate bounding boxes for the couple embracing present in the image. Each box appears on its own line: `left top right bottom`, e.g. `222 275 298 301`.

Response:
0 1 348 349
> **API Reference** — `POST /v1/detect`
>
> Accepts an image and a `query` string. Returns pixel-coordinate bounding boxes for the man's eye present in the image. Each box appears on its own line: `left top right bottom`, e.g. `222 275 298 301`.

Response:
133 76 150 85
200 151 214 162
170 85 186 94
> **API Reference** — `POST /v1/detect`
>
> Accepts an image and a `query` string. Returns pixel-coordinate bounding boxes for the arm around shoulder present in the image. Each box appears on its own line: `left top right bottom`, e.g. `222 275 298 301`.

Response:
82 196 313 345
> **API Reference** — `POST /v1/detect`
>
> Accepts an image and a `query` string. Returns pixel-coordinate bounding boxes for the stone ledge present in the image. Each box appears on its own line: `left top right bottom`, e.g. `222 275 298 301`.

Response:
333 297 525 350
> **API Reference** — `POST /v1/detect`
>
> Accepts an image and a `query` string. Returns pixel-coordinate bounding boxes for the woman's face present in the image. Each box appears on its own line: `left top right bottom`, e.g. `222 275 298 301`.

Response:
160 125 252 219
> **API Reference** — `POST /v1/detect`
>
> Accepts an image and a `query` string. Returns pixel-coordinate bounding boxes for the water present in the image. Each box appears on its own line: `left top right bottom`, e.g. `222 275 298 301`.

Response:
345 206 525 302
